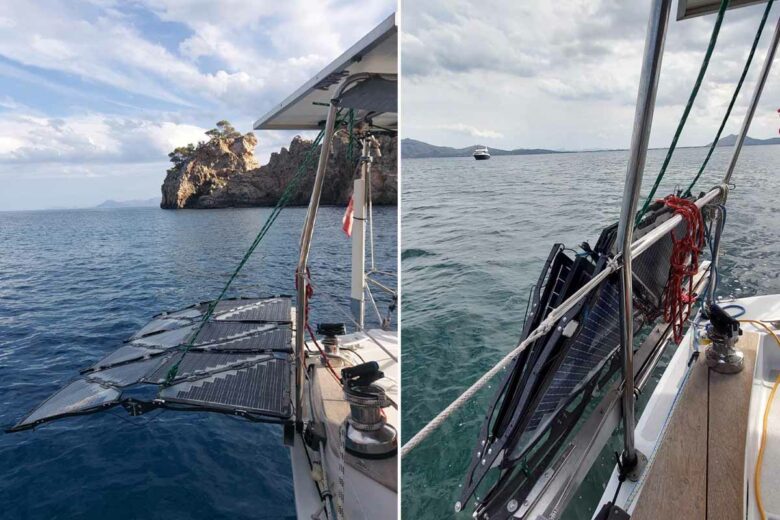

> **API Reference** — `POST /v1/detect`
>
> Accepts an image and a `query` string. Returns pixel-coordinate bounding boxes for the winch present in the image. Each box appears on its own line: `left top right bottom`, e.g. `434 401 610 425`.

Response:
704 303 744 373
316 323 346 354
341 361 397 459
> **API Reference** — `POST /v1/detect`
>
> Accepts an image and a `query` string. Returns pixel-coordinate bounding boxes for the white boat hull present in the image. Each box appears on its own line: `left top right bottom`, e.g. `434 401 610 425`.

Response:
291 329 398 520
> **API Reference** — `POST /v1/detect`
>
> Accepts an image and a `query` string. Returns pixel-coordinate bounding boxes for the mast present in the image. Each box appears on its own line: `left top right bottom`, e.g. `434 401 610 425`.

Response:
614 0 672 475
350 138 370 328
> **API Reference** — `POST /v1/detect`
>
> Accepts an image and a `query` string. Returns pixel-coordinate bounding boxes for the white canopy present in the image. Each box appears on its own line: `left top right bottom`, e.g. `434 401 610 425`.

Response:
677 0 767 20
254 13 397 131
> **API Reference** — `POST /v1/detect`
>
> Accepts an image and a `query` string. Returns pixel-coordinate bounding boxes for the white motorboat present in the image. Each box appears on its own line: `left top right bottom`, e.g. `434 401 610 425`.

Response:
473 146 491 160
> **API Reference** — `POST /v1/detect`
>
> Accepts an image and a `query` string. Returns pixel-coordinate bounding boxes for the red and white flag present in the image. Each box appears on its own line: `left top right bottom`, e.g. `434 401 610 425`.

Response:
342 195 354 237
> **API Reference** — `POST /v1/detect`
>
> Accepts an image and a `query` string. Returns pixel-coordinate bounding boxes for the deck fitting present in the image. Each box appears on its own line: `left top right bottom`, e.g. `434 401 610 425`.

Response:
624 449 648 482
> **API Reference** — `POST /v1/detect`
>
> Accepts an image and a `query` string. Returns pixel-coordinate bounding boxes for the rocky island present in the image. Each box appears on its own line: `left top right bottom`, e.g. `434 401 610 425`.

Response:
161 121 397 209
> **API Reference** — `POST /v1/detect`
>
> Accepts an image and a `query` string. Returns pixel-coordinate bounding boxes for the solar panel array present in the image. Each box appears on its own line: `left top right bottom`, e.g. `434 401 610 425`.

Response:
10 297 294 431
511 279 621 459
461 197 711 514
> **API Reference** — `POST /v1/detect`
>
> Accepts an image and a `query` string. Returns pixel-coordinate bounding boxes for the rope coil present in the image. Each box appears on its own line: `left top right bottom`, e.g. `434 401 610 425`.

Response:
660 195 705 343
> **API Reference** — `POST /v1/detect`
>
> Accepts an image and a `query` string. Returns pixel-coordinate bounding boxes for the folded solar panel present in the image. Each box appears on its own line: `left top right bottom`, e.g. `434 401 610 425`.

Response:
460 196 711 518
9 297 294 432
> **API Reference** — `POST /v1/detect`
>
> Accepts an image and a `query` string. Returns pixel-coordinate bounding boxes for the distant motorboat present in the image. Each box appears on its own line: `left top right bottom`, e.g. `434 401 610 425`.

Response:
473 146 490 160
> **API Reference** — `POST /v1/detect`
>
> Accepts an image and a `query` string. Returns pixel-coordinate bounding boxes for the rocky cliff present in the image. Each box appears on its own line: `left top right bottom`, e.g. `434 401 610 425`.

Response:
161 126 397 209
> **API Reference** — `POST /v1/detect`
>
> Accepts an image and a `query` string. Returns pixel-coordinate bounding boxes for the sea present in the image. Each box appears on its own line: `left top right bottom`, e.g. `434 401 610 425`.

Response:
401 145 779 519
0 205 396 519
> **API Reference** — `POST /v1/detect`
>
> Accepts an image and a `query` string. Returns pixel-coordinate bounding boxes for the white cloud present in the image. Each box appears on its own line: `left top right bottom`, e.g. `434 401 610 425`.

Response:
402 0 780 150
0 0 394 113
437 123 504 140
0 113 208 167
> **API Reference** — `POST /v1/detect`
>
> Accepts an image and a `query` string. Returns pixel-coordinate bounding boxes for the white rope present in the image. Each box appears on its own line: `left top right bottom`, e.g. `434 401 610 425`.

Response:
365 284 384 324
400 258 619 458
367 158 376 272
337 420 347 520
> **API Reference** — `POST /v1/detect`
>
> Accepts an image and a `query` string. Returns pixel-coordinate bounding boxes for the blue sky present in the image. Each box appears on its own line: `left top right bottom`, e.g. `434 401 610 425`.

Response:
0 0 394 210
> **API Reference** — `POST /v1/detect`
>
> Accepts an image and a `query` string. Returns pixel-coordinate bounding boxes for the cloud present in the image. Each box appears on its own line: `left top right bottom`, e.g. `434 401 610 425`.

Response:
403 0 780 150
0 0 394 208
0 113 208 167
437 123 504 140
0 0 395 114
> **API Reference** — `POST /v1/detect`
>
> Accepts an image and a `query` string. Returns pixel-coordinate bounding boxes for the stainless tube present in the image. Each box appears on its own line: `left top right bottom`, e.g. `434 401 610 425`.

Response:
295 100 338 425
705 206 723 308
614 0 672 467
724 15 780 185
295 73 371 425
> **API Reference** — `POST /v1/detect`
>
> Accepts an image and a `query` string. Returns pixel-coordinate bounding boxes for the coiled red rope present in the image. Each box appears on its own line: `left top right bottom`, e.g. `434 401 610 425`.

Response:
296 267 342 383
660 195 705 343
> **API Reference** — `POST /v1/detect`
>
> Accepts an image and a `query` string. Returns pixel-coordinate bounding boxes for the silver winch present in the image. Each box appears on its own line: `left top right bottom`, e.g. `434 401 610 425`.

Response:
316 323 346 355
341 361 397 459
704 303 744 374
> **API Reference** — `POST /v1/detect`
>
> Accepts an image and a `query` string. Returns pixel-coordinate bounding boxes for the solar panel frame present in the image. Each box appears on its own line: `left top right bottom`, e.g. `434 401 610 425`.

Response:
8 296 296 432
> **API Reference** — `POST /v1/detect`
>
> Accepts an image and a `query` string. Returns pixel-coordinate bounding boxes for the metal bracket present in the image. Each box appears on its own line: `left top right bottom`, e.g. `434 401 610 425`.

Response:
623 449 648 482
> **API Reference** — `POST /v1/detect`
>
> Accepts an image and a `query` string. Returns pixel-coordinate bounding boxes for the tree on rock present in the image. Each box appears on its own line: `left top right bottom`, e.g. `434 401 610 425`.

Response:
206 120 241 140
168 121 248 174
168 143 195 169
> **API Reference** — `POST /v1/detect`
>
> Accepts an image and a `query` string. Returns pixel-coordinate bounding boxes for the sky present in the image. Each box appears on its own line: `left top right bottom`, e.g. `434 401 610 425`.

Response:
0 0 394 210
402 1 780 151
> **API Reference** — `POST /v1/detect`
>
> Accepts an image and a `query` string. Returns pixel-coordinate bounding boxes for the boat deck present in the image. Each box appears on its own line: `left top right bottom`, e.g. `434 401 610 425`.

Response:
291 329 398 519
632 331 759 520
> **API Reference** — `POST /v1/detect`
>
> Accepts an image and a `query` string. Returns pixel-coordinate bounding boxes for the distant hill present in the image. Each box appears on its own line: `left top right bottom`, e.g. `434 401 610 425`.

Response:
713 134 780 147
402 138 561 159
95 197 159 209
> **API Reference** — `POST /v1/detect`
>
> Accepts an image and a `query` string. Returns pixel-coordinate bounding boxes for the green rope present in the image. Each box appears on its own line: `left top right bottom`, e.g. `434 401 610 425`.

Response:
347 108 355 162
635 0 730 226
164 125 330 385
684 0 774 197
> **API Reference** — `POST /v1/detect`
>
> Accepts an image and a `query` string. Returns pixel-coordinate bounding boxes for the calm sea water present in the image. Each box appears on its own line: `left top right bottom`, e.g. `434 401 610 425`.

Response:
401 145 779 519
0 205 396 519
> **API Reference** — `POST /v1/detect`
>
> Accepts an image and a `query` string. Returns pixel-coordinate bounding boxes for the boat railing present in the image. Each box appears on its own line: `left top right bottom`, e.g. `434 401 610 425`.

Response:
402 0 779 464
400 182 723 457
296 72 399 426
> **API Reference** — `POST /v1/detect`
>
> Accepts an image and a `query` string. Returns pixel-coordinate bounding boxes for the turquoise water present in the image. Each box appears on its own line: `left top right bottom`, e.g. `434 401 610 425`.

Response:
0 206 396 519
401 145 779 519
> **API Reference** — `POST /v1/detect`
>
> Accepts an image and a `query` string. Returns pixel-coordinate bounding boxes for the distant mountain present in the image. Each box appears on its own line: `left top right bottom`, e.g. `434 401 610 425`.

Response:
713 134 780 147
95 197 159 209
402 138 561 159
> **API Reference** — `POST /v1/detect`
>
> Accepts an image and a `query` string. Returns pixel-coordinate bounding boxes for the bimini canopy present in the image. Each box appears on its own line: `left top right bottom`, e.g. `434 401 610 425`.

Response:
253 13 397 131
677 0 768 20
